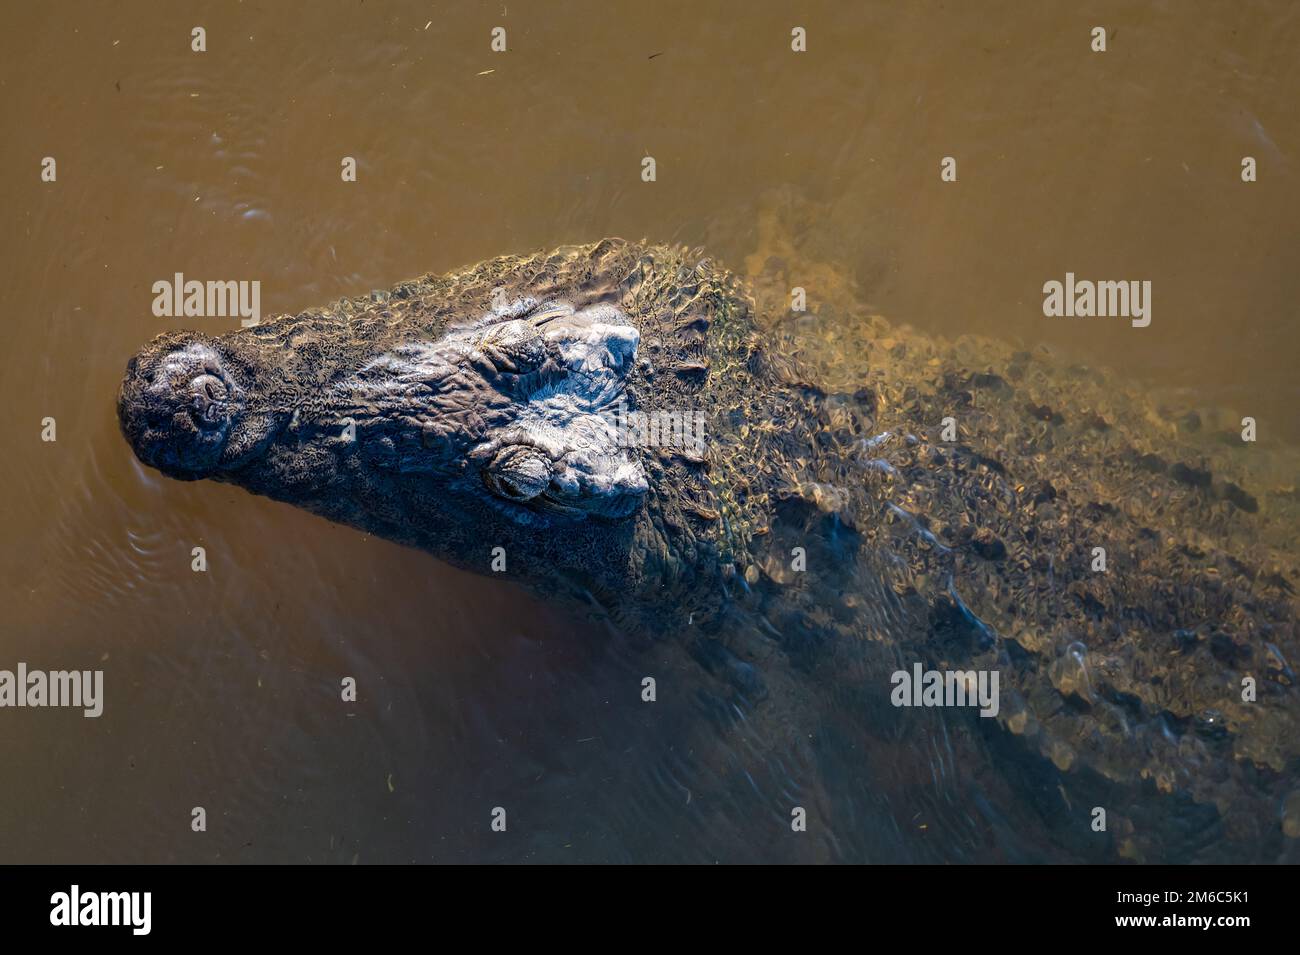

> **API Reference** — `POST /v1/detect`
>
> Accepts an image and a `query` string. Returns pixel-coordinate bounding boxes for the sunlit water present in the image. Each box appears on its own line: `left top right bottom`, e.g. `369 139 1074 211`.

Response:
1 0 1297 862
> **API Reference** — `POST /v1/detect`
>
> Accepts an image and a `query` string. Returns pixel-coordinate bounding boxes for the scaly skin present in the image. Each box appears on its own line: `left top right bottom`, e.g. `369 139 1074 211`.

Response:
119 239 1299 862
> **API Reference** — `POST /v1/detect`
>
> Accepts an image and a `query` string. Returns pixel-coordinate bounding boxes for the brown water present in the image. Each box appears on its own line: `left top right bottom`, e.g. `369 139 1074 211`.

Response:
1 0 1297 862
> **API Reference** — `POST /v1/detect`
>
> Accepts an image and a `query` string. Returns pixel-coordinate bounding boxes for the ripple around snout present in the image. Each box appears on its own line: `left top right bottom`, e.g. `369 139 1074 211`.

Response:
43 437 177 616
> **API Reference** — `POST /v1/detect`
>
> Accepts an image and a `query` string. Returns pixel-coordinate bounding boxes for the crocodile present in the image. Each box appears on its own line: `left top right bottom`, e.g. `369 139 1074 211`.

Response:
118 238 1300 862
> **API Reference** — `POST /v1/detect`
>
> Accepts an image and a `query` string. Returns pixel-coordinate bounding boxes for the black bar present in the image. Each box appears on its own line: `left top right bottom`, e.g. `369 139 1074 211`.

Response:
0 864 1283 941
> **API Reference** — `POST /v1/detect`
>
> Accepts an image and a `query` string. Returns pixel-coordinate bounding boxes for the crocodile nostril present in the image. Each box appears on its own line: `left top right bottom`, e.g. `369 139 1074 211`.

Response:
193 374 228 401
189 374 229 428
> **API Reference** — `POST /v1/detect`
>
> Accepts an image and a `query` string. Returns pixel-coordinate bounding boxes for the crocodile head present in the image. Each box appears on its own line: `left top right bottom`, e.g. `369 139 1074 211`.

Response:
119 299 650 528
119 241 738 618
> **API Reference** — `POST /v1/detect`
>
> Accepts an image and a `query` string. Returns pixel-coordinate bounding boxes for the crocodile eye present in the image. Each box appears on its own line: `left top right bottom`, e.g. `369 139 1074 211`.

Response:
479 322 548 374
484 445 553 502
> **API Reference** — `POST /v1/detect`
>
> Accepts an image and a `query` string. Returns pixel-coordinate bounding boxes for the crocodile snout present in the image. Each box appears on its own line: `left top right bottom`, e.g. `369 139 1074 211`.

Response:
118 334 243 479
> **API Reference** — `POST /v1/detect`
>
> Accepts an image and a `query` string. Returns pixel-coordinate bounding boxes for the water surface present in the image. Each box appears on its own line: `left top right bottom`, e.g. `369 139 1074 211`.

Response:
1 0 1297 862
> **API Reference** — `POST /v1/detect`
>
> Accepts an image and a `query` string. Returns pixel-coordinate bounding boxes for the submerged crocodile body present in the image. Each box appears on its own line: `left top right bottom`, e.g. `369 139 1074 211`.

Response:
119 239 1299 862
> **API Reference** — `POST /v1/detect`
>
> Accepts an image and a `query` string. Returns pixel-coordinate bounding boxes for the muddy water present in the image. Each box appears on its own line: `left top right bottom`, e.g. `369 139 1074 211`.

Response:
1 1 1297 862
